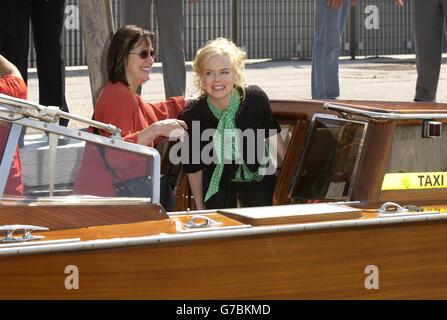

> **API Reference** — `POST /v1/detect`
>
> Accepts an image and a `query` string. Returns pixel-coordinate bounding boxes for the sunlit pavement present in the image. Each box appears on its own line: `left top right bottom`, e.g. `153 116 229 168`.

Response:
27 54 447 129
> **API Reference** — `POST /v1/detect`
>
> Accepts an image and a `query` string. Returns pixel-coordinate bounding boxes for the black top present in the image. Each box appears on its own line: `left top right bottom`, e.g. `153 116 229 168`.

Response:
178 85 281 199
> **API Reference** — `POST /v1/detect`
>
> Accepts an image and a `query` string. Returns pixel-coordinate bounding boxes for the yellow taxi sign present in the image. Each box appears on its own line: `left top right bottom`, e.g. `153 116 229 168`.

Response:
382 172 447 190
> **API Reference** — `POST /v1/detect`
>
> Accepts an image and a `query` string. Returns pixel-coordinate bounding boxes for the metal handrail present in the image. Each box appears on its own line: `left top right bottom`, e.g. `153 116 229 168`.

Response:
0 94 121 137
0 94 161 203
324 103 447 120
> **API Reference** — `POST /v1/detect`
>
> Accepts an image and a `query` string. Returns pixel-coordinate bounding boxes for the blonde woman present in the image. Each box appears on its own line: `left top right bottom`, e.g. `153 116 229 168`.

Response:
180 38 286 210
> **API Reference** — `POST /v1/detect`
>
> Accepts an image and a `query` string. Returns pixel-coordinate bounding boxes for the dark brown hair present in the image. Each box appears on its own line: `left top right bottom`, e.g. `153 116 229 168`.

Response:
107 25 155 86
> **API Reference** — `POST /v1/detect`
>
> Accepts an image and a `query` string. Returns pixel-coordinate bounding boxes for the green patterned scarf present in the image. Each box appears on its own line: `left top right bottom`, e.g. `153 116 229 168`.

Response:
205 88 270 202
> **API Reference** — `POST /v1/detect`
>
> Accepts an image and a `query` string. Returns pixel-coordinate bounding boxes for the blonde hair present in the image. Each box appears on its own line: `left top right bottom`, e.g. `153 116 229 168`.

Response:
192 37 247 98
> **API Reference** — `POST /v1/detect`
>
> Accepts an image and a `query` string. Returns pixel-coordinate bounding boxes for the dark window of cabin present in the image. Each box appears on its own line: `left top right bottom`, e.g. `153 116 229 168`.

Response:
290 115 367 203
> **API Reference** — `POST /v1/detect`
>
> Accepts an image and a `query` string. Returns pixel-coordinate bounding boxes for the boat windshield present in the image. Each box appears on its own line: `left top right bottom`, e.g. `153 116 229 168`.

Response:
290 114 367 202
0 95 160 202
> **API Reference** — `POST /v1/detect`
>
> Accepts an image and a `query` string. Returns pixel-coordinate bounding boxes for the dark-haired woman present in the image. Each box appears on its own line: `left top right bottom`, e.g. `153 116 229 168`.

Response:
74 25 186 201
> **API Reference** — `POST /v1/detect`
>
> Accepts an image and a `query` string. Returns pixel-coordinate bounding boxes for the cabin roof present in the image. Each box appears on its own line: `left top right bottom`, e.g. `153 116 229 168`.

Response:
270 99 447 121
336 100 447 114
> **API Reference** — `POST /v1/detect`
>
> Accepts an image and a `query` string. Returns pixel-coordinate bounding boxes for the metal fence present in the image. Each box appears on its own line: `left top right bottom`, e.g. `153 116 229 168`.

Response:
353 0 415 56
26 0 446 67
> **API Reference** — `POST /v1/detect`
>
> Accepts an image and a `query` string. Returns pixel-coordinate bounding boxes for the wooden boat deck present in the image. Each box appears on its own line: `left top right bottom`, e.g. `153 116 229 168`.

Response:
12 203 446 245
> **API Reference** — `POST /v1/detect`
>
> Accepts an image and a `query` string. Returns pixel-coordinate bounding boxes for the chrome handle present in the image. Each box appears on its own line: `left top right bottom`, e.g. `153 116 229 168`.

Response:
379 202 409 214
183 215 220 228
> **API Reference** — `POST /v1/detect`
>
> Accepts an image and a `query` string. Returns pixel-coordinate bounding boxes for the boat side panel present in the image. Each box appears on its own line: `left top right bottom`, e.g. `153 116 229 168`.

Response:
1 220 447 299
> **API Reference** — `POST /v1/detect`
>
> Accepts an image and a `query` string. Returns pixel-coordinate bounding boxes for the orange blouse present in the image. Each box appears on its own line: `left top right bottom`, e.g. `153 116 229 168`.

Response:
94 82 185 144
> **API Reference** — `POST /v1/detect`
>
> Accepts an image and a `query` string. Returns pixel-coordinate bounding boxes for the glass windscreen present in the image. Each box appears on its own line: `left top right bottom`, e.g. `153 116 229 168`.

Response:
0 121 156 201
290 115 367 202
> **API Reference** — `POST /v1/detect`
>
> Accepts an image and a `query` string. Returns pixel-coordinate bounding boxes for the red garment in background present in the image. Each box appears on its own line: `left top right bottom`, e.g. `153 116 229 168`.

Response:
0 75 26 196
74 81 185 196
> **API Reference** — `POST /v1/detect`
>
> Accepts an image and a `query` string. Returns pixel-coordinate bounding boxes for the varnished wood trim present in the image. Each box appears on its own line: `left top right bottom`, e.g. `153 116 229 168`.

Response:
2 219 447 299
351 120 396 203
173 171 192 211
270 99 331 119
273 120 309 205
0 203 168 230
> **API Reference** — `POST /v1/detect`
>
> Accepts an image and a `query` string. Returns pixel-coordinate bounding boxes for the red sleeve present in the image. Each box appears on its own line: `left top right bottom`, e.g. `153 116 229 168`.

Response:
0 75 27 99
0 76 26 196
94 84 143 143
149 96 185 121
94 85 185 147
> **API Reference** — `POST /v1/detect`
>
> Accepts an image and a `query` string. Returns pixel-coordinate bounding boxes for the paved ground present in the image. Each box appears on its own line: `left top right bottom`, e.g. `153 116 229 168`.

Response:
27 53 447 129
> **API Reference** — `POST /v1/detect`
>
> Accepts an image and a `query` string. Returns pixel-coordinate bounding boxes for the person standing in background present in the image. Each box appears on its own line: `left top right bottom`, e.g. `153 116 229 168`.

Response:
311 0 356 100
311 0 404 100
0 0 69 132
409 0 446 102
120 0 198 99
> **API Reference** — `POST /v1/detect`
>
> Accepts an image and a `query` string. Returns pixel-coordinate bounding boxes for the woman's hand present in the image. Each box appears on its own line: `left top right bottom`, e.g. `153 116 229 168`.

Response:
153 119 188 140
137 119 188 145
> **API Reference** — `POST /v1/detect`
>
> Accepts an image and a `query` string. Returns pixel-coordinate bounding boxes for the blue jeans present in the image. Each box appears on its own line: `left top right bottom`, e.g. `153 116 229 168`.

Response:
311 0 350 99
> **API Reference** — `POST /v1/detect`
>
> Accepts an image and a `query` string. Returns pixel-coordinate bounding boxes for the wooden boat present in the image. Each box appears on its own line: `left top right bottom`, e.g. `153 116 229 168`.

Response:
1 93 447 299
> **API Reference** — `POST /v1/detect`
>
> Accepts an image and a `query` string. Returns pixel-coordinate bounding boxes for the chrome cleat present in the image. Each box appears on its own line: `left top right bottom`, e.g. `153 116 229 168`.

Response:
0 225 49 243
